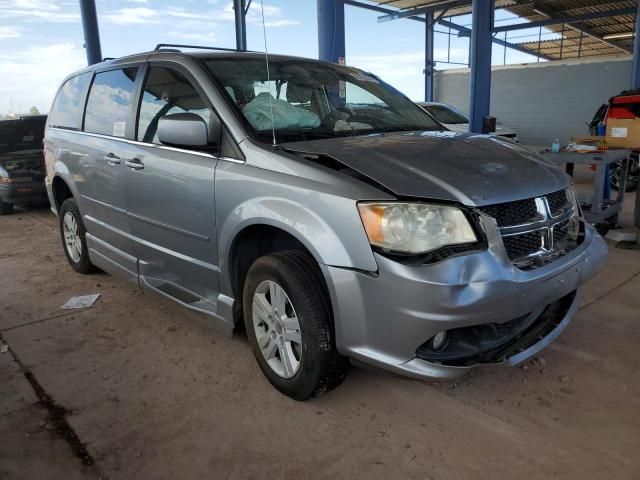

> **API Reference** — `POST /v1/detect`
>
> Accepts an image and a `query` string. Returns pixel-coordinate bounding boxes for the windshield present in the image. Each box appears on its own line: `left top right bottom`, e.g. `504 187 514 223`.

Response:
203 57 441 143
421 104 468 125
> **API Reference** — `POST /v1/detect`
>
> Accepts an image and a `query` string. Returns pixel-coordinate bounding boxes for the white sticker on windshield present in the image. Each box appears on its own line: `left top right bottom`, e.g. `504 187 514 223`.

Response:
113 121 126 137
352 73 379 83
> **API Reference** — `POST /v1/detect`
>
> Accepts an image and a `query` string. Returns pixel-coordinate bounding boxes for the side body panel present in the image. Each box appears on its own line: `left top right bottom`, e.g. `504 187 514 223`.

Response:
79 133 139 278
124 143 220 312
215 140 387 301
45 128 138 279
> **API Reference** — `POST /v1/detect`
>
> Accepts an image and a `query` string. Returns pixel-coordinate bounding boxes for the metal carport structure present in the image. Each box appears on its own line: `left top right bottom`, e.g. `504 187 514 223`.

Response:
77 0 640 133
318 0 640 133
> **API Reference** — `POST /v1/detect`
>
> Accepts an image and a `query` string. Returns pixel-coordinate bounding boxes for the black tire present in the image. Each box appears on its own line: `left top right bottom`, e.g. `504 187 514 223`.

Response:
0 199 14 215
610 162 639 192
243 250 349 400
59 198 94 274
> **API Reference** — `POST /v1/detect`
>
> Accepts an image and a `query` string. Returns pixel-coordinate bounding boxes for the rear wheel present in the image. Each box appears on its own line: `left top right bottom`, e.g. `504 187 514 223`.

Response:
0 199 13 215
59 198 94 274
243 250 349 400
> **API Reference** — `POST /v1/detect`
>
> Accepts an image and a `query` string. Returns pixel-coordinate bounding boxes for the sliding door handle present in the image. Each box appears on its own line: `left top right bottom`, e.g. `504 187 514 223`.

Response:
103 153 121 165
125 158 144 170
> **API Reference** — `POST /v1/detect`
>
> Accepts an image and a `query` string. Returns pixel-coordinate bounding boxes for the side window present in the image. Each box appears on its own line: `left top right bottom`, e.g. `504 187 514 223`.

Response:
84 67 138 137
137 66 212 144
48 72 92 130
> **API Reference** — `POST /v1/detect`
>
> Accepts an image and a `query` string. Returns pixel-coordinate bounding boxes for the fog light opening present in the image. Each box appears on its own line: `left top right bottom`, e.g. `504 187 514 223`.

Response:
431 331 448 351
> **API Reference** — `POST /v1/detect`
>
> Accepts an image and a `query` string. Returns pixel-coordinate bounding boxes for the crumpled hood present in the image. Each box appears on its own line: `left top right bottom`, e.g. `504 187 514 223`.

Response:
283 131 569 206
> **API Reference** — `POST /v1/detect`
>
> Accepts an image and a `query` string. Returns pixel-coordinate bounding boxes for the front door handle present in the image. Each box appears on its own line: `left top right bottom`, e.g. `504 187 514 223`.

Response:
125 158 144 170
104 153 121 165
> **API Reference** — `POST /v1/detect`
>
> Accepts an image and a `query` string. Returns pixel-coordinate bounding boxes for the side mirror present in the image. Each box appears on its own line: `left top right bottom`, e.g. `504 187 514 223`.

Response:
158 113 208 147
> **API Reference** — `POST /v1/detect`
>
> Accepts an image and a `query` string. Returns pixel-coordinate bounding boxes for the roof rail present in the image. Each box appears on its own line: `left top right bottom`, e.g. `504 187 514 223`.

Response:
154 43 257 53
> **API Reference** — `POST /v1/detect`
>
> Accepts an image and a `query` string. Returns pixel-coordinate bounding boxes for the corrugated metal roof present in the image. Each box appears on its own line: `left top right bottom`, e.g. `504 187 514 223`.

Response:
372 0 636 60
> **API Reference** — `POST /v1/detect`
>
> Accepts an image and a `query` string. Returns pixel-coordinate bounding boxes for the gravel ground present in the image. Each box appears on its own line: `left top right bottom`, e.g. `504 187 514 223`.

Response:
1 187 639 480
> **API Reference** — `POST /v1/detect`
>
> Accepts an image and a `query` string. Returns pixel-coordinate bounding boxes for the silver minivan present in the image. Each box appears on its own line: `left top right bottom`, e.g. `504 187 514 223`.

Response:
45 47 607 400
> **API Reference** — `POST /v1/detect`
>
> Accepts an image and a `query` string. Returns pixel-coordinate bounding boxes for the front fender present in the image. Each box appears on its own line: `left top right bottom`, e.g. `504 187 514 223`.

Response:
217 195 377 287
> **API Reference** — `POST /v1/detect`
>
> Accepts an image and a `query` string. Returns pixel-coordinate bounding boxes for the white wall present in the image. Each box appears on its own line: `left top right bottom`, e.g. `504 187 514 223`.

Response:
434 56 632 145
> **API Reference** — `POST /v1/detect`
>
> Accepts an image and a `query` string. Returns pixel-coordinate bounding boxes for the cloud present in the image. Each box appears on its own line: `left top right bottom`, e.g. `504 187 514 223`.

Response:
169 31 217 42
263 19 298 27
0 26 20 39
0 0 79 22
102 5 222 27
103 7 158 25
100 2 297 30
0 43 86 114
216 2 298 28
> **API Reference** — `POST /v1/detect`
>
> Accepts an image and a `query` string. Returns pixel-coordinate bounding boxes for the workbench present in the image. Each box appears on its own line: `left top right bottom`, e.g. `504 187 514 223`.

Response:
541 149 631 225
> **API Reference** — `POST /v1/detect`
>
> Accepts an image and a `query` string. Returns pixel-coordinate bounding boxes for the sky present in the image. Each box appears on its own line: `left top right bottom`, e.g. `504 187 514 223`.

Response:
0 0 553 115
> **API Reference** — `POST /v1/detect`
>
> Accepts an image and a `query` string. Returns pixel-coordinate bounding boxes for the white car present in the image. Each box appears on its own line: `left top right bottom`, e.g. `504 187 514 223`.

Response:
417 102 519 142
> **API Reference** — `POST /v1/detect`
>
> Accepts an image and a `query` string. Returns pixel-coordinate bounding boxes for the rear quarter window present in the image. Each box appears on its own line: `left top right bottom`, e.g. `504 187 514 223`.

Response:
48 73 92 130
84 67 139 138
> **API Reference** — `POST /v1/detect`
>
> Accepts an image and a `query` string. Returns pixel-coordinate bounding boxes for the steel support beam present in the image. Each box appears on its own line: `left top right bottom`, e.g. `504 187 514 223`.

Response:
233 0 247 51
345 1 550 60
532 2 631 54
438 19 553 61
632 0 640 89
425 11 435 102
79 0 102 65
493 7 635 33
377 0 466 22
318 0 346 64
469 0 493 134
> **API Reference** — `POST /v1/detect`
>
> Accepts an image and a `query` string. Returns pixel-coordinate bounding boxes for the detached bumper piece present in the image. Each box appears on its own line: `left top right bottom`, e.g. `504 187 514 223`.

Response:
415 290 576 367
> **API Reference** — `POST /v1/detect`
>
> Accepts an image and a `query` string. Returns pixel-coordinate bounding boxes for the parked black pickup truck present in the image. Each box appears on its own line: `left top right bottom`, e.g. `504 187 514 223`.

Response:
0 115 48 215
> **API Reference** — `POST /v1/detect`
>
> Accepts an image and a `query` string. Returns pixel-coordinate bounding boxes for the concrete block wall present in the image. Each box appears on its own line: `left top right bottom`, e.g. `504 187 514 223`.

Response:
434 56 632 146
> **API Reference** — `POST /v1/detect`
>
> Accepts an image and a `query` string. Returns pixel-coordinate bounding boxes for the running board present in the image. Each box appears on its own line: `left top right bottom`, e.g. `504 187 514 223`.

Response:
139 276 234 338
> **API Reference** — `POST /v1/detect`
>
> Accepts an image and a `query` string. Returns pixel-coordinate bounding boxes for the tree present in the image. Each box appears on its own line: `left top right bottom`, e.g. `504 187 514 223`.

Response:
29 106 40 115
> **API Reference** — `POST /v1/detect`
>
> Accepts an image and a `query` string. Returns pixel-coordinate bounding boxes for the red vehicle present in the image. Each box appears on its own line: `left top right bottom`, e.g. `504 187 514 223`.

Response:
589 89 640 191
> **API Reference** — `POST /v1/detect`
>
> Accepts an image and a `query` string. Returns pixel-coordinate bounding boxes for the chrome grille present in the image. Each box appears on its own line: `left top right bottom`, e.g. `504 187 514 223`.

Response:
479 189 578 269
546 190 568 216
502 231 543 260
478 197 540 227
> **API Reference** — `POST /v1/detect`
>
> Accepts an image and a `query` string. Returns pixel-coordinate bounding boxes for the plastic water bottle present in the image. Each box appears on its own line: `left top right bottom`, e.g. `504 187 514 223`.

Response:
551 138 560 153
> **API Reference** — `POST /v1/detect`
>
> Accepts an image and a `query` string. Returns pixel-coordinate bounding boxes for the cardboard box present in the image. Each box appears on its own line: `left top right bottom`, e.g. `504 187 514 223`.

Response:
606 118 640 149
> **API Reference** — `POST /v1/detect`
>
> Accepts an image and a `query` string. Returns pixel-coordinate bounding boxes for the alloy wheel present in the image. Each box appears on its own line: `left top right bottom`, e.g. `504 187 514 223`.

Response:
252 280 302 378
63 211 82 263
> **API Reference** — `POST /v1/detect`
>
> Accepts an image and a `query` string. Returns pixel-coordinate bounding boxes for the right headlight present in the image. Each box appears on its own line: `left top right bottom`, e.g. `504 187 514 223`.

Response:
357 202 477 254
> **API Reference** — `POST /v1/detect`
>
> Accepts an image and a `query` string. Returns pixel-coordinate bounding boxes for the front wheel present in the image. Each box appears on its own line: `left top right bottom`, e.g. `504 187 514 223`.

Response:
59 198 94 274
243 251 349 400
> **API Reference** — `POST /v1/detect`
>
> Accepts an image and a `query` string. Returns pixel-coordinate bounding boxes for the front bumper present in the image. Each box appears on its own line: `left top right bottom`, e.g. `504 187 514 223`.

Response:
0 181 48 205
322 222 607 380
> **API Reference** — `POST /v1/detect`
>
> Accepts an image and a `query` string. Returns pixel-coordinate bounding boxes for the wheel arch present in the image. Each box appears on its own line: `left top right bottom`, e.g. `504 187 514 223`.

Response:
51 175 74 212
226 222 324 299
217 196 376 297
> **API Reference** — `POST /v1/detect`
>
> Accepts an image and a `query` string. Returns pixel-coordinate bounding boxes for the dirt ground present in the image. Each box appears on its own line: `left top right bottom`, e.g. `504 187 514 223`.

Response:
1 182 639 479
